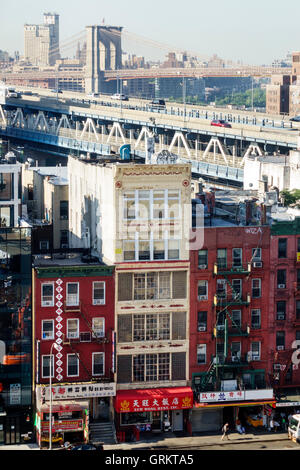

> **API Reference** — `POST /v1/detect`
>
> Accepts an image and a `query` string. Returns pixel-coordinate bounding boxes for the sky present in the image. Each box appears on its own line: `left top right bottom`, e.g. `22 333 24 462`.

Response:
1 0 300 65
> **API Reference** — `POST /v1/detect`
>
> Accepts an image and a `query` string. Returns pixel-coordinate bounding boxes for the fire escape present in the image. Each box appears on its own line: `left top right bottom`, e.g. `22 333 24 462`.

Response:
62 300 112 382
196 260 252 393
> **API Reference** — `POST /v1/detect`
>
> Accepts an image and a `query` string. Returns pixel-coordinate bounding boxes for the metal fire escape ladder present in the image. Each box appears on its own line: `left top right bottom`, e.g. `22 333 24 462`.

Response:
64 340 92 380
78 302 109 344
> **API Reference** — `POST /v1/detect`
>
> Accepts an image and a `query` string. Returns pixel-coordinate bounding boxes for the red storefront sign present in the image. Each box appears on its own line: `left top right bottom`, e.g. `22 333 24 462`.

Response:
41 419 83 432
115 387 193 413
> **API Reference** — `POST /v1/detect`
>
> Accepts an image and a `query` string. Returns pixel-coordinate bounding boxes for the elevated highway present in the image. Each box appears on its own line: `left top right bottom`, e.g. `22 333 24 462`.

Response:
0 89 299 186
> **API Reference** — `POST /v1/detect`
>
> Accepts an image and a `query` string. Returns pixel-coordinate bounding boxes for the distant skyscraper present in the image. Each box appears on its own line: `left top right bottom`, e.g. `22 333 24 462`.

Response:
24 13 60 66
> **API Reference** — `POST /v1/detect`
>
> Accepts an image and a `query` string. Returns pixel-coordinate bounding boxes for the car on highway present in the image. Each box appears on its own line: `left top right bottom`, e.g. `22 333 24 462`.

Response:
210 119 232 128
289 115 300 122
50 89 63 94
111 93 129 101
149 98 166 109
87 92 100 99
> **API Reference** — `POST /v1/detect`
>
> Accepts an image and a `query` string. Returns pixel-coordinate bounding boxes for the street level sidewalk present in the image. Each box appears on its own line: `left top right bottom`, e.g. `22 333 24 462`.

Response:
103 431 289 450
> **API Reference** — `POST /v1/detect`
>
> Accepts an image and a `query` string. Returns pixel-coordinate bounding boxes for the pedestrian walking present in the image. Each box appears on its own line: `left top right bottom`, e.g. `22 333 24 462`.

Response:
221 422 230 441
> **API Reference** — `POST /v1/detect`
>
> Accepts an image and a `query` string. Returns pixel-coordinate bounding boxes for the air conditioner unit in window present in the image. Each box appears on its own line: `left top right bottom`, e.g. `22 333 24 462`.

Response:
42 300 53 307
198 264 207 270
274 364 281 370
68 332 79 339
253 261 262 268
198 326 206 332
217 325 225 331
252 355 260 361
198 295 207 301
277 345 284 351
93 299 104 305
278 284 286 289
232 356 240 362
277 314 285 320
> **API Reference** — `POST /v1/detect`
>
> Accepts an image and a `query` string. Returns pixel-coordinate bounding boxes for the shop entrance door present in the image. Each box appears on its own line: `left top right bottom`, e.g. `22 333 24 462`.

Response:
152 411 162 432
172 410 183 431
5 417 20 445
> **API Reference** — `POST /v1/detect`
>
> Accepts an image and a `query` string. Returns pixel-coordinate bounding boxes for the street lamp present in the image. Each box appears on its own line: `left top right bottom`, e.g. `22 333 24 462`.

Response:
49 342 59 451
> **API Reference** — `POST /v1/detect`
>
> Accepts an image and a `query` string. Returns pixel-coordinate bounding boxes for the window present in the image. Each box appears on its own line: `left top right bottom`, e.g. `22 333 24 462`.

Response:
67 319 79 339
41 283 54 307
231 342 241 360
198 249 208 268
39 240 49 251
217 279 226 298
133 313 171 341
42 320 54 340
278 238 287 258
276 301 286 320
232 310 241 329
93 281 105 305
232 279 242 299
251 342 261 360
123 240 136 261
168 190 180 219
60 200 69 220
92 352 104 376
296 300 300 320
277 269 286 288
251 309 261 329
66 282 79 306
197 311 207 331
92 318 105 337
133 354 170 382
252 248 262 261
217 249 227 269
67 354 79 376
252 279 261 298
297 269 300 289
197 344 206 364
153 190 165 219
42 355 54 378
232 248 242 268
123 189 181 222
123 237 180 262
276 331 285 350
138 190 150 220
123 191 136 220
198 280 208 300
60 230 69 248
297 238 300 254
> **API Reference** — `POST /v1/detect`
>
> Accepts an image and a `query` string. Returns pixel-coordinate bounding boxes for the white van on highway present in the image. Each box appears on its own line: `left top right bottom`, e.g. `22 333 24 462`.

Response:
288 414 300 443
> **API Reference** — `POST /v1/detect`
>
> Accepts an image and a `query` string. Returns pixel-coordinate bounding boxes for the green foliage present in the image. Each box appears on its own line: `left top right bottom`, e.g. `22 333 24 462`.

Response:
216 89 266 108
280 189 300 207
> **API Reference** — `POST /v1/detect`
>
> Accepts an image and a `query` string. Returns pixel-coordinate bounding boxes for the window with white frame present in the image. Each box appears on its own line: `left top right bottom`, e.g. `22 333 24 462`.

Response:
66 282 79 306
41 283 54 307
217 279 227 299
232 279 242 299
67 319 79 339
198 280 208 300
123 189 181 222
133 353 170 382
232 248 242 267
231 310 241 329
133 272 171 300
197 344 206 364
42 320 54 340
252 278 261 298
133 313 171 341
123 236 180 262
42 355 54 378
231 342 241 360
92 352 104 376
92 317 105 337
252 248 262 261
67 354 79 376
251 309 261 329
93 281 105 305
251 342 261 360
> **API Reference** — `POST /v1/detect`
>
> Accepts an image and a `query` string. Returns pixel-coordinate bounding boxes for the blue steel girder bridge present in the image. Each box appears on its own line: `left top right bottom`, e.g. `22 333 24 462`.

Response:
0 93 298 187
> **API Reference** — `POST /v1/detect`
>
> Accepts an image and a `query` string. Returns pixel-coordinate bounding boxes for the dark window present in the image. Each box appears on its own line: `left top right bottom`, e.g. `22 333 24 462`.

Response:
172 271 187 299
117 355 132 384
60 230 69 248
172 312 186 340
296 331 300 341
172 352 186 380
277 269 286 288
217 249 227 269
197 311 207 331
297 238 300 253
117 315 132 342
198 250 208 267
276 331 285 349
251 309 261 329
118 273 133 301
296 300 300 320
278 238 287 258
297 269 300 289
276 301 286 320
60 201 69 220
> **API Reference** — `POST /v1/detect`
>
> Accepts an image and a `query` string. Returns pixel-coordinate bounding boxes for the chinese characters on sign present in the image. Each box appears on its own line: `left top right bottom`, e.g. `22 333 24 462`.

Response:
119 395 192 413
199 390 245 403
38 383 116 401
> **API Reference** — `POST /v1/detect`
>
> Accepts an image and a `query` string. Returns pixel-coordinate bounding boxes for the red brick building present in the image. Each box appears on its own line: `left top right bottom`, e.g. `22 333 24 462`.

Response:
32 255 115 448
189 224 275 433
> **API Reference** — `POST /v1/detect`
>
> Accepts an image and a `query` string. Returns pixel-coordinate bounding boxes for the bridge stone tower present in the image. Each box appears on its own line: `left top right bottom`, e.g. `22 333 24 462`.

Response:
85 25 123 94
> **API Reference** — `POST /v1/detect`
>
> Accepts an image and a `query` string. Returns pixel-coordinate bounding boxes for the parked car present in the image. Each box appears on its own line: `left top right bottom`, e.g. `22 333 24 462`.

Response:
70 444 103 451
111 93 129 101
150 99 166 109
211 119 232 128
289 116 300 122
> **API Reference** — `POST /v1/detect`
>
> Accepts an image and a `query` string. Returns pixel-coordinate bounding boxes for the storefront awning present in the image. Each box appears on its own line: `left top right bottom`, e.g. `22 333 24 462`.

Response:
276 393 300 407
195 399 276 409
39 400 89 413
115 387 193 413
